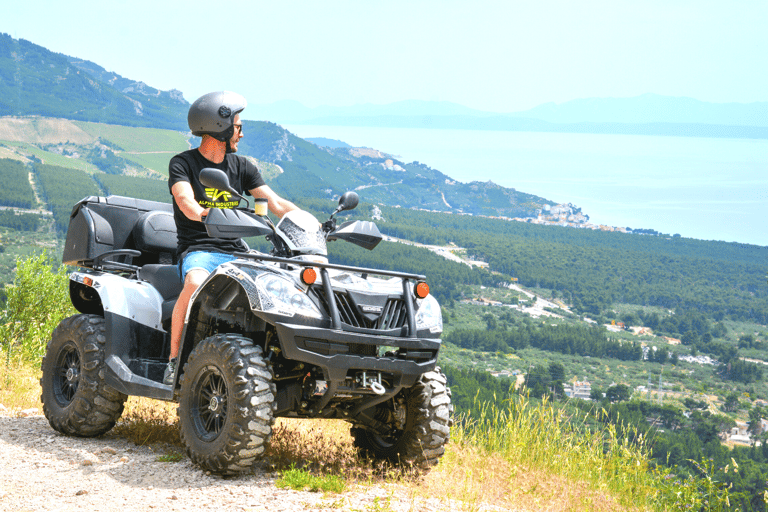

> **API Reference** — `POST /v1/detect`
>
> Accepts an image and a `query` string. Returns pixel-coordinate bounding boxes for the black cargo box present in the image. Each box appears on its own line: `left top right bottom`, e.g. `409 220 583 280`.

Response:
62 195 177 268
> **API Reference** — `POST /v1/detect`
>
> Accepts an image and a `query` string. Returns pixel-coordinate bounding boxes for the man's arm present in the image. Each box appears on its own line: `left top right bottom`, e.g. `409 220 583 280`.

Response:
172 181 209 222
250 185 298 218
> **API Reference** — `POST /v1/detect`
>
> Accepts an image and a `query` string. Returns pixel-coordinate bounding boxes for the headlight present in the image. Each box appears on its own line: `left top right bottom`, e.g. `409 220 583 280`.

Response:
258 273 323 319
415 294 443 334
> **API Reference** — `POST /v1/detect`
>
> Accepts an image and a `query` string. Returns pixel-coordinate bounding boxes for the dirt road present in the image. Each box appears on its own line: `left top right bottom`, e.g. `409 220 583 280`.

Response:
0 411 502 512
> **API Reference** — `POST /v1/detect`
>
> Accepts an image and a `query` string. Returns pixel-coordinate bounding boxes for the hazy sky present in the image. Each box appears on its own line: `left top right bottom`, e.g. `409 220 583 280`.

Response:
4 1 767 114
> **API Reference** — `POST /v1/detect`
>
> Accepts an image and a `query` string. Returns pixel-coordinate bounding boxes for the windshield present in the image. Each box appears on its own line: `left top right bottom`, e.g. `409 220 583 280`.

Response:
275 210 327 255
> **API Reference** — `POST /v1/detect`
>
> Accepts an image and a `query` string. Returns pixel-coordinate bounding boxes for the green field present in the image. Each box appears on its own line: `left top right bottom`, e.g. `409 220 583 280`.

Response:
95 173 171 203
119 151 175 175
74 121 189 153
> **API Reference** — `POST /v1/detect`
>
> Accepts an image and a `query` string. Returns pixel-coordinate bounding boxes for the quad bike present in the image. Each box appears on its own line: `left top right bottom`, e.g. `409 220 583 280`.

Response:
41 168 452 475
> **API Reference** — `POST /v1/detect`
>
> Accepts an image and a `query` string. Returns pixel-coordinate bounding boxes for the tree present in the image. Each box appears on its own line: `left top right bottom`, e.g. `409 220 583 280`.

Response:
482 312 497 331
723 392 740 413
682 331 698 345
605 384 631 403
748 406 765 440
548 362 566 383
525 365 550 390
739 334 756 349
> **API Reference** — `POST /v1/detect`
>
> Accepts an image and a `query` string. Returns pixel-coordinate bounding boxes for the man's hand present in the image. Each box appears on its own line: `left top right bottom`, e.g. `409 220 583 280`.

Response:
172 182 209 223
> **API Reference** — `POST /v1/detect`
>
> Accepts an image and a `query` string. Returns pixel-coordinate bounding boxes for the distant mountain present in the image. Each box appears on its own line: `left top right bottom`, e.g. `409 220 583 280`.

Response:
305 137 351 148
251 99 493 123
254 95 768 139
0 33 188 130
513 94 768 127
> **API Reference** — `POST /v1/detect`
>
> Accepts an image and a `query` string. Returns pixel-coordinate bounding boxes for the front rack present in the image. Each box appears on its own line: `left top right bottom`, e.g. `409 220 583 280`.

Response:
234 252 426 335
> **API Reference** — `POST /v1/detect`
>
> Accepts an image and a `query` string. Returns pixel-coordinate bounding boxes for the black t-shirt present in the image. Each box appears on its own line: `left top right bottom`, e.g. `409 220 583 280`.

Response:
168 149 266 258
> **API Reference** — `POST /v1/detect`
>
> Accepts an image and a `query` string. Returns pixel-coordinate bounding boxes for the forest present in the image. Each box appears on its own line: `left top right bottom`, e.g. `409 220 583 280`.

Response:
0 210 40 231
33 164 100 233
444 322 643 361
0 158 36 209
370 205 768 324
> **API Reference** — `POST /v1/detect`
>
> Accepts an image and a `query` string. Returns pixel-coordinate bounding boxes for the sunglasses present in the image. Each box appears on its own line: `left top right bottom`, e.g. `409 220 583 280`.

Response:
233 123 243 133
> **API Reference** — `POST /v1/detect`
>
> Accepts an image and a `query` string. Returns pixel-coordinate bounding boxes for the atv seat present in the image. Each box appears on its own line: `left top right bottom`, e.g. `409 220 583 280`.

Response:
137 264 182 325
138 264 183 300
132 211 178 265
132 211 182 323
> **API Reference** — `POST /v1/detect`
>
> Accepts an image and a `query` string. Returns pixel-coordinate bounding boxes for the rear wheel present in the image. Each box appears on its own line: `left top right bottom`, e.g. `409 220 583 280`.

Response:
40 314 127 437
351 370 453 470
178 334 275 475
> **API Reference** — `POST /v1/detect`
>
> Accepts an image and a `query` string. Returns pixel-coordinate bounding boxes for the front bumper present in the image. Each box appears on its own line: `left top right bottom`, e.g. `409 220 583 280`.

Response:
274 322 440 388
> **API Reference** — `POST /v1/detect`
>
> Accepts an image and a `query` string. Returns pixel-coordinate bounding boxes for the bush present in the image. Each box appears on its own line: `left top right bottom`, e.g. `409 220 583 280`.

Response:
1 252 74 365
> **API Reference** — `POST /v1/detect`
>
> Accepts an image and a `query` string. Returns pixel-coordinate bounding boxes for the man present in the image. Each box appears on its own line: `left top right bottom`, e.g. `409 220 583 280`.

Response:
165 91 298 384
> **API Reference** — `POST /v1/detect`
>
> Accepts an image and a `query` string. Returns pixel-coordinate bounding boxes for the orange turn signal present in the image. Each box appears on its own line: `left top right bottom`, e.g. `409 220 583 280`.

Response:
83 276 94 287
414 281 430 299
300 267 317 285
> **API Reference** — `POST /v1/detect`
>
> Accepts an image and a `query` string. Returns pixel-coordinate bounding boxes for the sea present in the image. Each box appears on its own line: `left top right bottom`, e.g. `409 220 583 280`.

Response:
283 124 768 247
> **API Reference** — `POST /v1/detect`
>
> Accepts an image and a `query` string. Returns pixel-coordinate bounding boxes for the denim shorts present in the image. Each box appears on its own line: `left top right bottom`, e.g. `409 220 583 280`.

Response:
180 251 237 278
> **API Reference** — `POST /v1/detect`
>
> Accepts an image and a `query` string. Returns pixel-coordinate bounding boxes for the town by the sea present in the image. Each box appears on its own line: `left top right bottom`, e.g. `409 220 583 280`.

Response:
283 124 768 247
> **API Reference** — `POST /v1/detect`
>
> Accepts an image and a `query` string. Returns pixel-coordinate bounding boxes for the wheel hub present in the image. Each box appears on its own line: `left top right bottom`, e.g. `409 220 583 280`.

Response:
65 367 79 382
209 396 222 413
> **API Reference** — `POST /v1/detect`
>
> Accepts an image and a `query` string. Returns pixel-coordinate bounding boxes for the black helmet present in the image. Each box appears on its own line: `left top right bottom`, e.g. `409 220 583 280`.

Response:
187 91 247 142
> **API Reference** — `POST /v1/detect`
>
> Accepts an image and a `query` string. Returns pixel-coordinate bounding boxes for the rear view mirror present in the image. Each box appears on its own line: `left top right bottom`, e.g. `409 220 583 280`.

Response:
337 191 359 212
199 168 248 207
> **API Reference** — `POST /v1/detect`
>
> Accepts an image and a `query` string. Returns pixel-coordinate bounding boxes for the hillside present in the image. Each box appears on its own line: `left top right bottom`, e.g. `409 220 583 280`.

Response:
236 120 551 217
0 116 552 220
0 33 187 130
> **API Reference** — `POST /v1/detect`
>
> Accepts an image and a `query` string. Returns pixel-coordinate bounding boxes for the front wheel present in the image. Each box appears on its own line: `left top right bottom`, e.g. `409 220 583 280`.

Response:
178 334 275 475
40 314 127 437
351 370 453 470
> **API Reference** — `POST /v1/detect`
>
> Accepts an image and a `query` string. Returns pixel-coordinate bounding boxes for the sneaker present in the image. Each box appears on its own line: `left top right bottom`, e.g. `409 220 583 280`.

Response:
163 358 177 385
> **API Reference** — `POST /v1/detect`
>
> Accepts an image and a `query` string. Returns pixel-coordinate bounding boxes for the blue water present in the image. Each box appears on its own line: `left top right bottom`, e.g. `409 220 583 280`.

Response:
283 125 768 247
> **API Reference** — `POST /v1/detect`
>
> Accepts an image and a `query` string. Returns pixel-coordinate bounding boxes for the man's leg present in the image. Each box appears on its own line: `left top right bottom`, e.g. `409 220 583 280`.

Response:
170 269 209 360
164 251 236 385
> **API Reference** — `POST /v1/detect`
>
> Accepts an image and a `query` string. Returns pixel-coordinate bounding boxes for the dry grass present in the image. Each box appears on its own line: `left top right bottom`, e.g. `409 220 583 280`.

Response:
0 363 43 413
414 444 625 512
446 396 660 511
112 397 181 446
268 418 358 472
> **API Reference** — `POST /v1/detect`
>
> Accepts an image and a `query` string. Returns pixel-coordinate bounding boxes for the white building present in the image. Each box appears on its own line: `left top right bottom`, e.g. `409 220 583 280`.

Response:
564 380 592 400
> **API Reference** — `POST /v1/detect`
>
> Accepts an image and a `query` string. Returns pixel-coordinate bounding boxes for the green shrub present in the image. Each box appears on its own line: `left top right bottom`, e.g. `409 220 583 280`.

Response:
1 252 74 365
275 464 346 493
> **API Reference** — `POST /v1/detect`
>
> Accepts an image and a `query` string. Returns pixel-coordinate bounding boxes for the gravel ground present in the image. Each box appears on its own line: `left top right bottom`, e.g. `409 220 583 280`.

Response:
0 409 501 512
